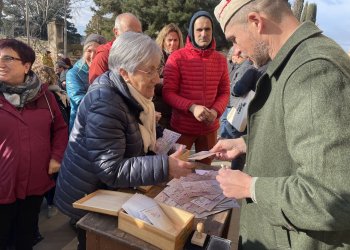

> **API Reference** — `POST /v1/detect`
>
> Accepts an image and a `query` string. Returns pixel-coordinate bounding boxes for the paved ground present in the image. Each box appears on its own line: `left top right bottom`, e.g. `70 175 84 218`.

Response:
34 160 240 250
34 201 77 250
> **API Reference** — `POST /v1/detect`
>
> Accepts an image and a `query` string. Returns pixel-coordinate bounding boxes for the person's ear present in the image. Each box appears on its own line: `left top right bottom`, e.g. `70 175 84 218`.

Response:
119 68 130 82
247 12 263 34
24 63 31 74
113 27 119 37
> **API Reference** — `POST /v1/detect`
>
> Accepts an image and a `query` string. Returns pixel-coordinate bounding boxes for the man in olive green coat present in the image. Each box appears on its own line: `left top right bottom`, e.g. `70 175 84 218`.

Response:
211 0 350 249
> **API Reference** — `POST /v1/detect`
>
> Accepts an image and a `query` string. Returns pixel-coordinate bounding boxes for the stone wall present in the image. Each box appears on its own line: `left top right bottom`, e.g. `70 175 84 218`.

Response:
0 33 81 68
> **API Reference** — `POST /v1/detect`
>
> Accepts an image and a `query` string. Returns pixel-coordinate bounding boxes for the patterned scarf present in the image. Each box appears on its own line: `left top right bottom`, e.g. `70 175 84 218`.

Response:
0 71 41 108
126 82 156 153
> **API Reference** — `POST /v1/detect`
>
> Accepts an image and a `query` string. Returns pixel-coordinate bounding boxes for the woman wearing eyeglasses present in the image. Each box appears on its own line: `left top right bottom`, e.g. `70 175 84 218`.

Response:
54 32 194 250
0 39 68 249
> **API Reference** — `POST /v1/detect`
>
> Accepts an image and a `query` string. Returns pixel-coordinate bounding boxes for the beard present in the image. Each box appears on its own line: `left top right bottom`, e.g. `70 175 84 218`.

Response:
250 40 270 67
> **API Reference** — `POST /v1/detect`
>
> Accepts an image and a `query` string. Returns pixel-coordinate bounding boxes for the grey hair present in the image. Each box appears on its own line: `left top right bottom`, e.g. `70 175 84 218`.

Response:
83 41 99 52
82 41 99 65
108 32 162 73
231 0 291 25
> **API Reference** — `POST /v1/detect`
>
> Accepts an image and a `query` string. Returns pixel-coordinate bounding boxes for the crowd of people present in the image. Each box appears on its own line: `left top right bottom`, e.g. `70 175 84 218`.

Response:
1 0 350 249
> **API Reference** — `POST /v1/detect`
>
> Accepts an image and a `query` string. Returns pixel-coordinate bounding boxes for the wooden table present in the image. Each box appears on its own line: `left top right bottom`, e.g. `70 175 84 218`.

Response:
77 184 233 250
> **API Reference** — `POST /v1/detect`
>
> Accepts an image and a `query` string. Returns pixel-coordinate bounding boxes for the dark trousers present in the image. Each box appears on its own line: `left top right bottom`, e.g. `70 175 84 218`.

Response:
231 153 246 170
0 195 43 250
44 173 58 206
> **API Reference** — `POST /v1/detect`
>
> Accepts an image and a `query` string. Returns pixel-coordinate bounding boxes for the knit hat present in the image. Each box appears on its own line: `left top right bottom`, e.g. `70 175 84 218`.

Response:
84 34 107 46
214 0 254 32
56 60 69 69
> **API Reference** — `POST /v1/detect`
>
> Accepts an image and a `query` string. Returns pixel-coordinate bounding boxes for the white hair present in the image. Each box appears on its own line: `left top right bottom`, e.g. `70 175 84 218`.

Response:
108 32 162 73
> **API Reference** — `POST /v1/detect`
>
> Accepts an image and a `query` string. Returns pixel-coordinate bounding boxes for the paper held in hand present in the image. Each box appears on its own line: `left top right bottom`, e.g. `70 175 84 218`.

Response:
154 129 181 155
188 151 216 161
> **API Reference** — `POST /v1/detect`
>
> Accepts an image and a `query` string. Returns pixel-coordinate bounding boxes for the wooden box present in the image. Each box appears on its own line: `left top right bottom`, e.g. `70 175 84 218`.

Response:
73 189 133 216
118 203 194 250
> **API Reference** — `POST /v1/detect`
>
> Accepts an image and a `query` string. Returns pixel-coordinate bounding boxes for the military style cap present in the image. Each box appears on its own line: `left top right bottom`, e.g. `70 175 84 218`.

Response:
214 0 254 32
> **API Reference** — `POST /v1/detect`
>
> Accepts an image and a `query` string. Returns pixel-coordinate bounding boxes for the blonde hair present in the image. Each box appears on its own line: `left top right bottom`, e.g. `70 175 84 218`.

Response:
155 23 184 51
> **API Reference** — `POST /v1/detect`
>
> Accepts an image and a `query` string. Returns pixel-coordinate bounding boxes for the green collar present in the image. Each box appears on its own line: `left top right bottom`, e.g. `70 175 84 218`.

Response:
266 21 323 77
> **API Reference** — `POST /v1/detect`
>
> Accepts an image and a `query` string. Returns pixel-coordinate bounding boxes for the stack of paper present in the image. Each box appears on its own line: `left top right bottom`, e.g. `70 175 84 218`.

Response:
122 193 176 233
154 171 239 218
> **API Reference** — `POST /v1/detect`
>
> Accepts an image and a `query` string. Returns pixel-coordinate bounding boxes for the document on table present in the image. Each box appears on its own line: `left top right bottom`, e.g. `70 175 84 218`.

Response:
122 193 176 232
154 171 239 218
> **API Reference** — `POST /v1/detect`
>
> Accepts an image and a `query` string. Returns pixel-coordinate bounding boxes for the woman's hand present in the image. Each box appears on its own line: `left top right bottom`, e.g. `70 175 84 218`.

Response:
210 137 246 161
48 159 61 174
168 145 195 179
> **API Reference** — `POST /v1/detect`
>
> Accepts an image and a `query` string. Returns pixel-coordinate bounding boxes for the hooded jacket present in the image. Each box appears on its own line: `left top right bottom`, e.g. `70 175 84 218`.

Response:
163 11 230 136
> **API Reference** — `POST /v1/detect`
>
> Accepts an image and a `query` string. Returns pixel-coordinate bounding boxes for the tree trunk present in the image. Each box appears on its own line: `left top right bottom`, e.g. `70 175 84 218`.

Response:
292 0 304 21
306 3 317 23
300 1 308 22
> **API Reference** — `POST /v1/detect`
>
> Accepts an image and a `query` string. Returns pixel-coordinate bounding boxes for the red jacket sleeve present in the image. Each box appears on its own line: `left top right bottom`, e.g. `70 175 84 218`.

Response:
88 49 109 84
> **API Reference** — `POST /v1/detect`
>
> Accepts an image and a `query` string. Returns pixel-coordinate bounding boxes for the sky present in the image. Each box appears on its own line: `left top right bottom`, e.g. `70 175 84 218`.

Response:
70 0 350 53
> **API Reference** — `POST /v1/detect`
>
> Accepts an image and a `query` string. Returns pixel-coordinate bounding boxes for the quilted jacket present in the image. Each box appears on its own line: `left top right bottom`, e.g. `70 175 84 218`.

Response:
162 36 230 136
88 40 113 84
66 59 89 132
54 71 169 220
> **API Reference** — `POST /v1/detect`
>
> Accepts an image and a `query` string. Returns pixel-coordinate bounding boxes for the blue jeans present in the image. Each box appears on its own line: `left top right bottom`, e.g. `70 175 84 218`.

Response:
219 108 244 139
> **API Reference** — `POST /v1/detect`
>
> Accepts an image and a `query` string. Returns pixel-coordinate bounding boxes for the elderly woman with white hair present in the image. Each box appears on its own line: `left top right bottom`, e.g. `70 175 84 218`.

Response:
66 33 107 132
54 32 194 250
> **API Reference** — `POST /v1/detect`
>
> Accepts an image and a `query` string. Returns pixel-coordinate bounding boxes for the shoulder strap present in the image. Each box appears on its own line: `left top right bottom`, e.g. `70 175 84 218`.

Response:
43 91 55 122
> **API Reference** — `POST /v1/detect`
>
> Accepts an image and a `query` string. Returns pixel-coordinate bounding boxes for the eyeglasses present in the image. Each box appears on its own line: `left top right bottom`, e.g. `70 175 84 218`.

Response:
137 65 163 77
0 55 22 63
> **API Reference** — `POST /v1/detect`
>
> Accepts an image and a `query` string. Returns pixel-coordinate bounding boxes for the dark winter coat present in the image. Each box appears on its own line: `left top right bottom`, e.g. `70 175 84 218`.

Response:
55 71 169 220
